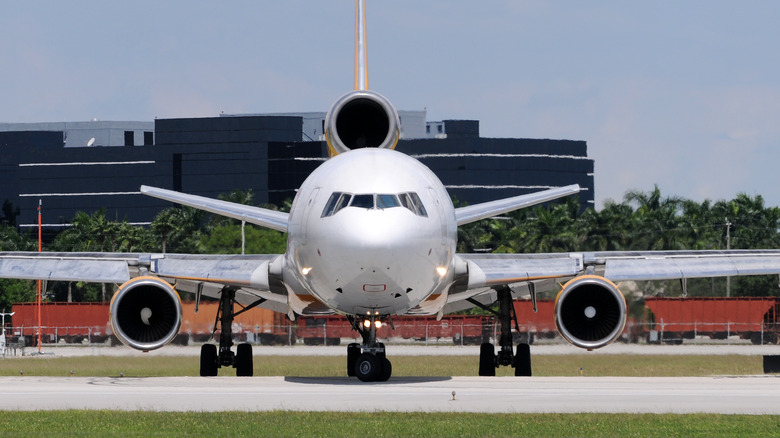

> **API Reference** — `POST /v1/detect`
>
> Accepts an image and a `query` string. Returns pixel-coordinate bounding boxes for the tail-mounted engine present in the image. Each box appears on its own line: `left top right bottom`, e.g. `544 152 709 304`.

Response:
554 275 627 350
324 90 401 157
109 276 182 352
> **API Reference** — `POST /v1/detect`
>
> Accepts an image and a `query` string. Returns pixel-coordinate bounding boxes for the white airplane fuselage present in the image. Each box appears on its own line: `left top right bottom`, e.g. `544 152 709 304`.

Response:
284 148 457 316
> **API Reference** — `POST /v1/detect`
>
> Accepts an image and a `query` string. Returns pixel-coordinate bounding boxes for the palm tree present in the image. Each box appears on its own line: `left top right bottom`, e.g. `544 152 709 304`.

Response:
625 186 687 250
0 225 36 251
517 201 579 253
150 206 206 253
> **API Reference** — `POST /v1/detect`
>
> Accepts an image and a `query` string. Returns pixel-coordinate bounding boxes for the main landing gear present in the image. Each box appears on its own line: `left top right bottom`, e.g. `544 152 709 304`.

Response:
200 286 265 377
471 285 532 377
346 314 392 382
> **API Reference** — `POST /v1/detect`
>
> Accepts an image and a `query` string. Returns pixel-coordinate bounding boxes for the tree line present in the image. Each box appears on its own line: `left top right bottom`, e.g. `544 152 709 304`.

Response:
458 186 780 298
2 186 780 311
0 190 286 310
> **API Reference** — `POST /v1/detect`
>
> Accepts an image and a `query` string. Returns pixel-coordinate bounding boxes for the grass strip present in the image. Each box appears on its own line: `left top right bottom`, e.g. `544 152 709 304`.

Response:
0 354 765 377
1 411 779 437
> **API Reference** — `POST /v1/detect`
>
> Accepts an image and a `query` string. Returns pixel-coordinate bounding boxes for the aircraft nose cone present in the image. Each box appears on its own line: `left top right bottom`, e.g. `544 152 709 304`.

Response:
331 210 428 257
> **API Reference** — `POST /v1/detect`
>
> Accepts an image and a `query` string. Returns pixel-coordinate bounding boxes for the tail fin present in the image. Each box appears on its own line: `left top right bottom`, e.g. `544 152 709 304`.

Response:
354 0 368 90
324 0 401 157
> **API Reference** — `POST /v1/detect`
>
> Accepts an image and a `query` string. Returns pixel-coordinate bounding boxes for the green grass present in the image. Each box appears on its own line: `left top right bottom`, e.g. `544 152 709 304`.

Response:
1 354 776 437
0 354 765 377
1 411 779 437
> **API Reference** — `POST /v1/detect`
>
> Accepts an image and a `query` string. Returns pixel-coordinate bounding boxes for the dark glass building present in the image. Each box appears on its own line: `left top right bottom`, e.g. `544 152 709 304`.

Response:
0 116 593 231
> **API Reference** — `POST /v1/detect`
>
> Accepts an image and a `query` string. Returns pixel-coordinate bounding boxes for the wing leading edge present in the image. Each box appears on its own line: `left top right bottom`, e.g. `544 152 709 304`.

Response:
594 250 780 281
140 185 289 232
450 249 780 307
0 251 290 312
454 184 581 226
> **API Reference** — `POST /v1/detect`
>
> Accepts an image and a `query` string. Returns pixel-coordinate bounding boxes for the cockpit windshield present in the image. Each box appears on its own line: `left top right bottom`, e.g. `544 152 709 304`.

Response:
350 194 375 209
321 192 428 217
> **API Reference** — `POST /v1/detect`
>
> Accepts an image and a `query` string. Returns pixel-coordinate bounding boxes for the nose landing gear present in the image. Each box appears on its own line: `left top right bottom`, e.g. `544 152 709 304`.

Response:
346 314 391 382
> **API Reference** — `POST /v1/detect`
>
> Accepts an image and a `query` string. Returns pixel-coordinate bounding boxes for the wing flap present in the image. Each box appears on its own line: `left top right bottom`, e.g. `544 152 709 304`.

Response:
152 254 282 290
459 253 583 289
0 254 130 283
604 253 780 281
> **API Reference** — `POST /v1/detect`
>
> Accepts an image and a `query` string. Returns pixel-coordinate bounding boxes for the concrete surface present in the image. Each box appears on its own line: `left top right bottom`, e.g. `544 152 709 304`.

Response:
1 375 779 413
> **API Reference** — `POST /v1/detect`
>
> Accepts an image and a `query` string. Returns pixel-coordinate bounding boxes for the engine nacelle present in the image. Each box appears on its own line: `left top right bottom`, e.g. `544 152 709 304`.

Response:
554 275 627 350
109 276 182 351
324 90 401 157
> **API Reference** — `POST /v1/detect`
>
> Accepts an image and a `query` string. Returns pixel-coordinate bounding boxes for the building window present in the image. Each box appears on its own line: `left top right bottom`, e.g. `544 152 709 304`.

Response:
124 131 134 146
144 131 153 146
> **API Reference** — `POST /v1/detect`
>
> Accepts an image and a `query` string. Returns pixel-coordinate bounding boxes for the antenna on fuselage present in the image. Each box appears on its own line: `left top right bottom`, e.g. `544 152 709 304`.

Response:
354 0 368 90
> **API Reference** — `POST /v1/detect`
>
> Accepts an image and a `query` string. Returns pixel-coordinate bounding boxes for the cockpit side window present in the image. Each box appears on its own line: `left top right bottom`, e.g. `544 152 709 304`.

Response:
322 192 352 217
399 192 428 217
409 192 428 217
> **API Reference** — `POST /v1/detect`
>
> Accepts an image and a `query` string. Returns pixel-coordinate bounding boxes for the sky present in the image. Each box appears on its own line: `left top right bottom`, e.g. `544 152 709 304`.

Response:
2 1 780 209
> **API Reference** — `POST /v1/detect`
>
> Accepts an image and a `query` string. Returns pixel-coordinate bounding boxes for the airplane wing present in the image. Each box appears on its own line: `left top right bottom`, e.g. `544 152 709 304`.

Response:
454 185 581 226
448 249 780 310
140 185 289 232
0 251 290 312
0 252 138 283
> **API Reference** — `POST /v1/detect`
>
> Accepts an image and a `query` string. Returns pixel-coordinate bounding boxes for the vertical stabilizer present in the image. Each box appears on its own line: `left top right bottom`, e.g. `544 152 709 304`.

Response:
354 0 368 90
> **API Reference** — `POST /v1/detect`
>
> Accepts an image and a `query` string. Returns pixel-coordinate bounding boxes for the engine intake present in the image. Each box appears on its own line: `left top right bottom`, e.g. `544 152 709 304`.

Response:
324 90 401 156
109 276 182 351
554 275 627 350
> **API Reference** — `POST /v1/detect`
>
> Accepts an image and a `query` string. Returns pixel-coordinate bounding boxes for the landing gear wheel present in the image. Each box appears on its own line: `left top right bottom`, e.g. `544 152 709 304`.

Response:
235 343 253 376
200 344 218 377
355 353 381 382
479 343 496 376
378 357 392 382
513 343 532 376
347 343 361 377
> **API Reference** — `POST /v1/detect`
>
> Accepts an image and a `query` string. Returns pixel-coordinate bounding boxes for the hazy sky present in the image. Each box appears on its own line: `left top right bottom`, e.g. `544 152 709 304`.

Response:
2 1 779 208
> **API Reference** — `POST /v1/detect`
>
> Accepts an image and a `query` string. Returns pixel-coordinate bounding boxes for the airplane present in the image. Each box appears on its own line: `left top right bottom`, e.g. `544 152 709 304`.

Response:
3 1 780 381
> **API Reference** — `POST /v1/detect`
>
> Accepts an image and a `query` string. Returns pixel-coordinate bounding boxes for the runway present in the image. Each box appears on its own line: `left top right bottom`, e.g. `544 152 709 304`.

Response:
2 375 779 414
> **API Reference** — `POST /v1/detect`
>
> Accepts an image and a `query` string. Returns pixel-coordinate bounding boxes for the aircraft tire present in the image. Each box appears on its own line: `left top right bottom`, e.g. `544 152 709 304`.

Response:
378 357 392 382
514 343 532 376
235 343 254 377
200 344 218 377
347 343 360 377
478 343 496 376
355 353 381 382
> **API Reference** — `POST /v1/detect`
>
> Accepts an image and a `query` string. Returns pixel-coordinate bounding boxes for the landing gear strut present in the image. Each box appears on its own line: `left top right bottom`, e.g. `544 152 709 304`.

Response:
471 285 532 377
346 314 391 382
199 286 263 377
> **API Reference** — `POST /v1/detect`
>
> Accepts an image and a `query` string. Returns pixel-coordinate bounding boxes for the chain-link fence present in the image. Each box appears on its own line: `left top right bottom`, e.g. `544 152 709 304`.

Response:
8 321 779 350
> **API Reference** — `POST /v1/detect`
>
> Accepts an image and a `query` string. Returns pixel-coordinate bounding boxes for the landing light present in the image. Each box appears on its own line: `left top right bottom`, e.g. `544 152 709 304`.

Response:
301 267 312 276
363 319 371 328
436 267 448 277
375 320 382 329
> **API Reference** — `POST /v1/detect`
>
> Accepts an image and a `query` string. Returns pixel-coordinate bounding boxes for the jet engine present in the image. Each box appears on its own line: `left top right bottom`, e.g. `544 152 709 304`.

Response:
324 90 401 156
109 276 182 352
554 275 627 350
